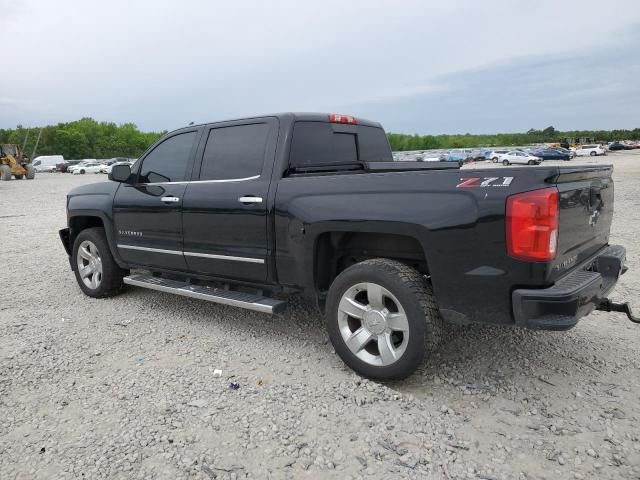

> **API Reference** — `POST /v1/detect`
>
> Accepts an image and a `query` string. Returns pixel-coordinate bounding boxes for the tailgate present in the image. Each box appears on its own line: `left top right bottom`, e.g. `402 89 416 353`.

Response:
550 165 614 281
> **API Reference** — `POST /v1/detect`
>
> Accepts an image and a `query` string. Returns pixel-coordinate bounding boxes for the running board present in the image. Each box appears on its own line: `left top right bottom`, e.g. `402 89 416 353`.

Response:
123 273 286 315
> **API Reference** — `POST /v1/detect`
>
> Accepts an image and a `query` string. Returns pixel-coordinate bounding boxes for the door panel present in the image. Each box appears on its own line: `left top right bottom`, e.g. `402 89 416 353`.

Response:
182 119 277 282
182 179 269 281
113 183 188 270
112 129 199 271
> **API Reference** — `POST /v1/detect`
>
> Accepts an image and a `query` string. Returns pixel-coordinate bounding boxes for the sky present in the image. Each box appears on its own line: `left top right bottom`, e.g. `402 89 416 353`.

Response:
1 0 639 134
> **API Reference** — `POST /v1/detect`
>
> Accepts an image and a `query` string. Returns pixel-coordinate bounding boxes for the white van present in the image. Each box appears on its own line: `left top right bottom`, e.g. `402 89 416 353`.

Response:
32 155 64 172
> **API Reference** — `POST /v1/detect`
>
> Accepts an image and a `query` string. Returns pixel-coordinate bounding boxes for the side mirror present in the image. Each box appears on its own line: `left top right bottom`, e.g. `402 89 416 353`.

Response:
109 164 132 183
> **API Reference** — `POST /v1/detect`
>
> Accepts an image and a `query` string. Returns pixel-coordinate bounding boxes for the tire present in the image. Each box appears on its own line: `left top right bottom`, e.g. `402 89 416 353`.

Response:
590 151 596 156
25 165 35 179
326 258 443 380
502 159 509 166
72 227 125 298
0 165 12 180
528 160 535 165
80 169 86 174
492 157 498 163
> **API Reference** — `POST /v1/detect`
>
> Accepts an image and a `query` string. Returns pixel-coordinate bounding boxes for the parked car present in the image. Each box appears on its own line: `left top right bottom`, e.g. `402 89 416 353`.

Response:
32 155 64 172
57 160 83 173
608 142 633 151
72 162 102 174
554 147 576 158
439 150 465 166
68 160 97 174
488 149 510 162
533 149 571 161
575 145 606 157
58 112 636 380
499 150 541 165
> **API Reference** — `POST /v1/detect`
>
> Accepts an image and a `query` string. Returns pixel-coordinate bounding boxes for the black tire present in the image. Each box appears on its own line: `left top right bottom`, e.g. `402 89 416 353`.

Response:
79 169 86 174
25 165 35 179
502 159 509 166
492 157 498 163
527 160 535 165
590 151 596 156
0 165 11 181
326 258 443 380
72 227 125 298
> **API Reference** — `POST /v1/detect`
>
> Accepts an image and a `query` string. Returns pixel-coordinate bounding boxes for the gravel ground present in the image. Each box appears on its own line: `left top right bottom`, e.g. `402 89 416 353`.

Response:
1 152 639 480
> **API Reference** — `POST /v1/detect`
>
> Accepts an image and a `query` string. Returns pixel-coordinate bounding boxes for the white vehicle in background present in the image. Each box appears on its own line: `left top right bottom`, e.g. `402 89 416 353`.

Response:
72 162 102 174
68 159 97 174
105 161 132 174
498 150 541 166
488 149 510 162
32 155 64 172
575 144 606 157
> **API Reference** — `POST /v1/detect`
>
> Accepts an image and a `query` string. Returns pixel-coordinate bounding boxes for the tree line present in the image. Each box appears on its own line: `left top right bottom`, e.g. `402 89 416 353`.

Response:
0 118 164 160
1 119 639 158
387 125 640 151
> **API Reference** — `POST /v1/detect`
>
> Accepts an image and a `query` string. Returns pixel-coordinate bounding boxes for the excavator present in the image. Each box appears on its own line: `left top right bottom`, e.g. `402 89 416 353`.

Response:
0 144 35 180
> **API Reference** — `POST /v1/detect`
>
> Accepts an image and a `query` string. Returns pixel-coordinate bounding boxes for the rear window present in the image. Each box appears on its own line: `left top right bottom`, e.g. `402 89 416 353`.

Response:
289 121 392 169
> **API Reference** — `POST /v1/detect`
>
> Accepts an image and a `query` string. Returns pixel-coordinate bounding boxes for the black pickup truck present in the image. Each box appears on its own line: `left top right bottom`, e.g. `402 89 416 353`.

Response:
59 113 636 380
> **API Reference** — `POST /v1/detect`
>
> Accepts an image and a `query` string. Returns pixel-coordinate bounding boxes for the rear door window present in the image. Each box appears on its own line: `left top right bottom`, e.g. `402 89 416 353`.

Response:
199 123 270 180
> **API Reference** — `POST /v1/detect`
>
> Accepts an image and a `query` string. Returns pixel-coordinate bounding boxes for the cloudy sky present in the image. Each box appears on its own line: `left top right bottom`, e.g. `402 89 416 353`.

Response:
2 0 639 134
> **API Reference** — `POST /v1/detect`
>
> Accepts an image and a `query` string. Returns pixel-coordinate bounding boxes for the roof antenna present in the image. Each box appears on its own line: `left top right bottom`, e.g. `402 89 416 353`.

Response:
189 121 194 126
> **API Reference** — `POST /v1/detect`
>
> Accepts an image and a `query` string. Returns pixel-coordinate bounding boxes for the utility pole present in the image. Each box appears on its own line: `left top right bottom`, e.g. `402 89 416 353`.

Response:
31 129 42 160
21 129 30 151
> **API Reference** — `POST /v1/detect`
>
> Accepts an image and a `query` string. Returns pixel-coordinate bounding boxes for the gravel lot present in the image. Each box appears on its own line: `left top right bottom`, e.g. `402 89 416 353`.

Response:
1 152 639 480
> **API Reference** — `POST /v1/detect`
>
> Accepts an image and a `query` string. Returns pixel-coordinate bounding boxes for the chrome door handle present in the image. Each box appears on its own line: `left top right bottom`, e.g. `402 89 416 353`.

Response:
238 196 263 204
161 196 180 203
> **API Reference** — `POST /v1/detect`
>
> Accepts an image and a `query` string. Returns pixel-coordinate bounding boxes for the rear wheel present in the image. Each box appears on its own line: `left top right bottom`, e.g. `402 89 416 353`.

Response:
590 151 597 156
79 169 86 174
492 157 498 163
502 159 509 166
25 165 35 179
0 165 12 180
72 227 125 298
326 258 443 380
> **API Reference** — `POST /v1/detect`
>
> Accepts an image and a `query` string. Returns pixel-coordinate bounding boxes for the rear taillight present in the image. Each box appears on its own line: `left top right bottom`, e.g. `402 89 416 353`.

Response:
506 187 559 261
329 113 358 124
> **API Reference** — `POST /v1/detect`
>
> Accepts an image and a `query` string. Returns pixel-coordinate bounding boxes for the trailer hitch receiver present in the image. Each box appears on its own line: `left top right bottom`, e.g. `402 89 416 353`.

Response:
596 299 640 323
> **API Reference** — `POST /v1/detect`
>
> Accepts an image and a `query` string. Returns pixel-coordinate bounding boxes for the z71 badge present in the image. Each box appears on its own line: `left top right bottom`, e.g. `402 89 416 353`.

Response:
456 176 514 188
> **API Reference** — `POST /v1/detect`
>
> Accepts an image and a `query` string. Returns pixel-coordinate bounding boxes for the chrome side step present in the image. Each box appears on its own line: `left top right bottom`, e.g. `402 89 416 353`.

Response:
123 273 286 314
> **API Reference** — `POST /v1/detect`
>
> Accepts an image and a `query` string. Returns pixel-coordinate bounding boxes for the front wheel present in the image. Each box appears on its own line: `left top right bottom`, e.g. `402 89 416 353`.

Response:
326 259 443 380
25 165 35 179
72 227 125 298
528 160 535 165
79 169 86 174
0 165 11 180
590 151 597 156
492 157 498 163
502 159 509 166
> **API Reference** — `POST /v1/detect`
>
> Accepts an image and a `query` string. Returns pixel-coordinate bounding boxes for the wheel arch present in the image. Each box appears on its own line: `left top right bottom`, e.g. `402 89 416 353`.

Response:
68 211 126 268
310 226 431 310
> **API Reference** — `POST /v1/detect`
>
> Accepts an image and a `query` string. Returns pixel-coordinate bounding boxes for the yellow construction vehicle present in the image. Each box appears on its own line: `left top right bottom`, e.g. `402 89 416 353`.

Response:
0 144 35 180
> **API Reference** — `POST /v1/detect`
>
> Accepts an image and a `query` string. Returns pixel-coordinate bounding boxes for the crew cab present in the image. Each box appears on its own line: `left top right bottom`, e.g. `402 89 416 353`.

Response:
59 113 634 380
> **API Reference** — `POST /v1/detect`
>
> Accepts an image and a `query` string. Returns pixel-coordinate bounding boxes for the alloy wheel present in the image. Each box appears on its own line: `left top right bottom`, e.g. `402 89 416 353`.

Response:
337 282 409 367
77 240 103 289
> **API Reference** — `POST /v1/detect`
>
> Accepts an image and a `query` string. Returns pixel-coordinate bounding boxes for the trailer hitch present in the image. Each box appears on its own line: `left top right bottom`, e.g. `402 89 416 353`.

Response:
596 299 640 323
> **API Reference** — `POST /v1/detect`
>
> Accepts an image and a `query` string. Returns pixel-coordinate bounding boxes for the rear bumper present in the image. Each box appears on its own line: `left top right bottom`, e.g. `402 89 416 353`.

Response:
512 245 626 330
